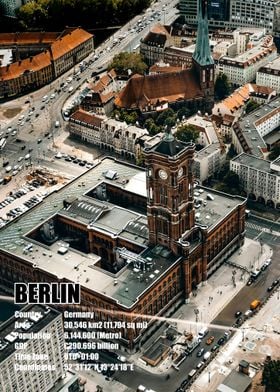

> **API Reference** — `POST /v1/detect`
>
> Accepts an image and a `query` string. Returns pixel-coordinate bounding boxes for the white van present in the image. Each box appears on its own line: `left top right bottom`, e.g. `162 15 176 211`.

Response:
55 121 60 128
203 351 211 361
198 327 209 339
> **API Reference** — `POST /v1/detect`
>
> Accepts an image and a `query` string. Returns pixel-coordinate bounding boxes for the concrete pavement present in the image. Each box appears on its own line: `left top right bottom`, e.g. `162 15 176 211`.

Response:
129 238 272 375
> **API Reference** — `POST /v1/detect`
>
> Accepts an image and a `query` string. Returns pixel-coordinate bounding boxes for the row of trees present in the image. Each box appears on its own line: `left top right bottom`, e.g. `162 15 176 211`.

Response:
17 0 151 30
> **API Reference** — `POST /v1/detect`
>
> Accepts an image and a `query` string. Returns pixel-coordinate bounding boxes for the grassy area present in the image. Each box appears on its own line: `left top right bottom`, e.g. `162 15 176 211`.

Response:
2 107 22 119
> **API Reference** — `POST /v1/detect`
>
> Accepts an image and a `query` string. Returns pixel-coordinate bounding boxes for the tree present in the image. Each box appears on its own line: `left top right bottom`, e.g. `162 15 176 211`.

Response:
155 108 175 126
175 124 199 143
177 107 191 121
224 171 240 190
262 360 280 391
245 99 260 114
214 73 230 100
109 52 147 75
144 118 161 135
268 142 280 161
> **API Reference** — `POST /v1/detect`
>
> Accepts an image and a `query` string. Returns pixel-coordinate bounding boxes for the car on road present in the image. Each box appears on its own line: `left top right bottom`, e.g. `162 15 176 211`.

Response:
247 279 253 286
196 361 204 369
180 379 189 389
236 317 243 326
244 309 253 318
267 285 274 292
211 345 219 352
261 264 268 271
37 139 42 144
235 311 242 317
196 348 205 357
206 336 214 345
21 145 26 150
217 337 225 345
25 154 31 160
272 279 279 287
264 259 272 266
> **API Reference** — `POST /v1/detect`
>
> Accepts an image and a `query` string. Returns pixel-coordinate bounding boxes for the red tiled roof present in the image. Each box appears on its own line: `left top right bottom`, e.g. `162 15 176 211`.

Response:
0 32 59 45
70 109 103 127
115 69 203 110
0 51 52 80
50 28 93 60
149 64 183 74
0 28 93 81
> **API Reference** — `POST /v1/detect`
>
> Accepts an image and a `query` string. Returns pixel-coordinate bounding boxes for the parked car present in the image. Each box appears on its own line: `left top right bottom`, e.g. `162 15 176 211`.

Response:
211 345 219 352
206 336 215 345
235 311 242 317
217 337 225 345
196 348 205 357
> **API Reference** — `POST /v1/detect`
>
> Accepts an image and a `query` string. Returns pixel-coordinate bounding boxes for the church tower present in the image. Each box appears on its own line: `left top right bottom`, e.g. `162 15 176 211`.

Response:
144 130 196 254
192 0 215 114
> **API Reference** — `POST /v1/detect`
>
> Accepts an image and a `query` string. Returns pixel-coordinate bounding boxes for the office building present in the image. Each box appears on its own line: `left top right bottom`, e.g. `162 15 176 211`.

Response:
231 153 280 208
256 56 280 93
0 305 65 392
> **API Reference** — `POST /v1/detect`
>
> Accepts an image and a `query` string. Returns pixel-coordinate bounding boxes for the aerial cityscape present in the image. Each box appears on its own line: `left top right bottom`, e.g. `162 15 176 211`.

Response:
0 0 279 391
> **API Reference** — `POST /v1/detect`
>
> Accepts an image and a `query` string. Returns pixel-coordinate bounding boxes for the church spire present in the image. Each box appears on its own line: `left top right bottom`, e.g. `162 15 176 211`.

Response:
192 0 214 66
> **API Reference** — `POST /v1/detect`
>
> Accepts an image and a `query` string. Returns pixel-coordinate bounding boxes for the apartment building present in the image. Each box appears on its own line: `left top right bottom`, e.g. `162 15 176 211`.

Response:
194 142 225 183
256 56 280 93
217 36 277 86
68 109 148 159
231 153 280 208
0 28 94 98
231 97 280 157
0 305 65 392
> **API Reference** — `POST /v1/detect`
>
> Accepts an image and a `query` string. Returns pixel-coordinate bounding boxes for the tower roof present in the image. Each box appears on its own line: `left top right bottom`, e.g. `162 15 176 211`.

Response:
192 0 214 66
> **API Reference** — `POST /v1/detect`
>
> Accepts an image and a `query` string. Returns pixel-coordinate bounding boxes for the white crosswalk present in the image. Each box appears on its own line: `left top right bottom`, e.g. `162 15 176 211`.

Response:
246 222 280 237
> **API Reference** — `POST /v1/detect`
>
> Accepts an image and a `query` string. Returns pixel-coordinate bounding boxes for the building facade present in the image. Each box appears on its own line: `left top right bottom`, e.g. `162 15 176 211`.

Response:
216 37 277 86
231 153 280 208
0 305 65 392
68 109 149 159
256 56 280 93
179 0 276 32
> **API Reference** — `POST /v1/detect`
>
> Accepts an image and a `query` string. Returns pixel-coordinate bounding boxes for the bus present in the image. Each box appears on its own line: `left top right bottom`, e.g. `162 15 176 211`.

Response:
0 138 7 150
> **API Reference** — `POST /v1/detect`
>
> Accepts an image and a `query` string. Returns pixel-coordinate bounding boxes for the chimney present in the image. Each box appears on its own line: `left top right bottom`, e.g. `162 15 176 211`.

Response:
239 360 249 375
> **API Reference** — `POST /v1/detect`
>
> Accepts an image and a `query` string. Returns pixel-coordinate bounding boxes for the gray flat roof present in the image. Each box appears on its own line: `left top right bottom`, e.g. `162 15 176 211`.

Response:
232 152 272 172
0 304 61 364
0 157 245 307
237 98 280 157
261 55 280 71
216 369 251 392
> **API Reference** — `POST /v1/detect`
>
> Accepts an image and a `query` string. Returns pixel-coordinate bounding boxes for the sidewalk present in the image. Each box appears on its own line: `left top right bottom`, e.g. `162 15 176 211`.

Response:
129 238 272 375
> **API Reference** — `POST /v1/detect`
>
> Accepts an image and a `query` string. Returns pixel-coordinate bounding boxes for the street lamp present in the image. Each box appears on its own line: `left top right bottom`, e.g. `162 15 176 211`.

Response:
194 308 199 335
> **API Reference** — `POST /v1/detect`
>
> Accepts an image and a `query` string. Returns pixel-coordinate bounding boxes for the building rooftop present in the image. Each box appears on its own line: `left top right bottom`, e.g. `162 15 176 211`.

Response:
231 152 271 172
216 369 252 392
0 157 245 308
221 37 275 66
194 142 221 159
0 28 93 81
236 97 280 157
69 109 104 128
259 55 280 71
0 304 61 364
114 69 203 110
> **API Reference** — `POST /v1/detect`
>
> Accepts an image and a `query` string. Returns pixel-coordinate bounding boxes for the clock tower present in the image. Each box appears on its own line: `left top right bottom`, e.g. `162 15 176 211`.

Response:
144 129 196 254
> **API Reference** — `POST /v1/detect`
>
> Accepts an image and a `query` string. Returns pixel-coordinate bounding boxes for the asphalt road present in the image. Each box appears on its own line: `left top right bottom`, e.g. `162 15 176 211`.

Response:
0 0 178 182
